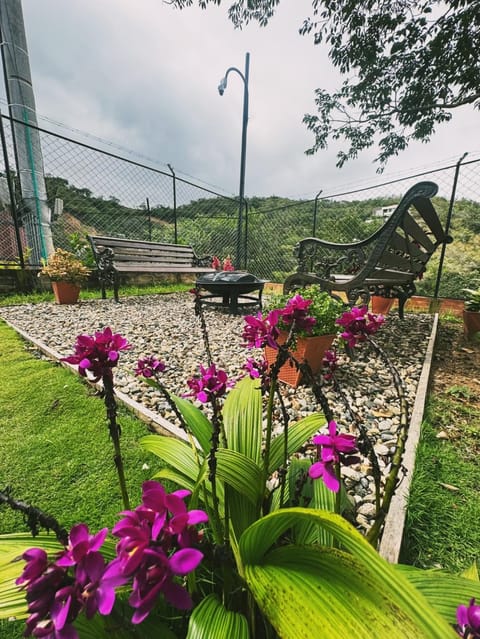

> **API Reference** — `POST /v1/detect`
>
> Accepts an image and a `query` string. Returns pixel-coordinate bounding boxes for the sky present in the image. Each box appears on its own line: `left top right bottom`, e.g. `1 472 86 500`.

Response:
2 0 479 200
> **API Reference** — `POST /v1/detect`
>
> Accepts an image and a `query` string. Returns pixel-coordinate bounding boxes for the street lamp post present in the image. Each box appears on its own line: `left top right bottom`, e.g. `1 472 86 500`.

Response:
218 52 250 270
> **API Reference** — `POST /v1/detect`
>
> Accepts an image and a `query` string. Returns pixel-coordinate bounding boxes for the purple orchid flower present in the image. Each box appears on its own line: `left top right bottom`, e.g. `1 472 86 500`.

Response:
309 421 358 492
135 356 166 378
242 310 280 349
61 327 131 381
313 420 358 463
457 598 480 638
185 363 233 403
280 294 316 333
336 306 384 348
107 480 208 624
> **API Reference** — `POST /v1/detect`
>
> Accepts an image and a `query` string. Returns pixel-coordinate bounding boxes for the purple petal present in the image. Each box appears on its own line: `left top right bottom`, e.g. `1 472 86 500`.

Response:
162 580 193 610
90 527 109 552
187 509 209 525
322 463 340 492
169 548 203 575
96 584 117 616
308 461 325 480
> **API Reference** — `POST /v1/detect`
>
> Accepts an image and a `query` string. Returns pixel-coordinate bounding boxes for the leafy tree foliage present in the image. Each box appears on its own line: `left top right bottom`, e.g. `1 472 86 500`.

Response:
169 0 480 168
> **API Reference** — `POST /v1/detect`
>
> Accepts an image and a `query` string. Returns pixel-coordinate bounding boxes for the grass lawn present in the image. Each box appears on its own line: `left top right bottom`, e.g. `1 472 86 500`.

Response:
401 393 480 573
0 321 165 532
0 318 171 638
0 281 191 307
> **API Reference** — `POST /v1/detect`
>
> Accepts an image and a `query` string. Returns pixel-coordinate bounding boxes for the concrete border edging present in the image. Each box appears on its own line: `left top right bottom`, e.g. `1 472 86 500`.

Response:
379 313 439 562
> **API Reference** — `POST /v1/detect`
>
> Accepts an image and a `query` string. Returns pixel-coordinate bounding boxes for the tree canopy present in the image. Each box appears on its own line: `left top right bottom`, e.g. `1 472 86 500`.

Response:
169 0 480 168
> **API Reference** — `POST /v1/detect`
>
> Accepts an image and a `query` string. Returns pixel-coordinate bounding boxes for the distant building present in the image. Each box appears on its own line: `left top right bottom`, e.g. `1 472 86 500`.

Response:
372 204 397 220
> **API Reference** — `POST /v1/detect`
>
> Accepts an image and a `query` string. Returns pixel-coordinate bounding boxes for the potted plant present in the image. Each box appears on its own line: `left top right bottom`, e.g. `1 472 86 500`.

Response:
40 248 91 304
263 286 344 387
463 287 480 339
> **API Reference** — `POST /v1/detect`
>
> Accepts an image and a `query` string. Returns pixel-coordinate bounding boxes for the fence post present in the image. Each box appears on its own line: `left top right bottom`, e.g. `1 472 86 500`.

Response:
313 190 322 237
146 197 152 241
167 163 178 244
433 152 468 299
243 198 249 271
0 111 24 268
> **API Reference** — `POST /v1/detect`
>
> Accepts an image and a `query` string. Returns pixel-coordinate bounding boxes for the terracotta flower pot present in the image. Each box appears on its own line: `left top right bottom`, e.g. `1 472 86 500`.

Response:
264 331 336 388
371 296 395 315
51 281 81 305
463 310 480 340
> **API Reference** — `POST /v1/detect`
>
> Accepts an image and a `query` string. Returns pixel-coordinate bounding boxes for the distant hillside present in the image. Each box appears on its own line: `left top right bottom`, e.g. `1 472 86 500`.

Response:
45 176 480 296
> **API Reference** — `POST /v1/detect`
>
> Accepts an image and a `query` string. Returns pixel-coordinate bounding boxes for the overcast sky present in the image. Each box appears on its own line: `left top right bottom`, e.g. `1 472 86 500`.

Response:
2 0 479 199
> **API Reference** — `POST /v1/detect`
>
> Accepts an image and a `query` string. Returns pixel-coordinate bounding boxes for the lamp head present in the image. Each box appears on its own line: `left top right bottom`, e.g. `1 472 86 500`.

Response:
218 77 227 96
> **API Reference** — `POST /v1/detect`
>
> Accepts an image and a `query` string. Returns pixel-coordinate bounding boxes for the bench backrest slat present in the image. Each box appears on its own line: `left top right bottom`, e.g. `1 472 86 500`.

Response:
88 235 197 267
412 197 446 243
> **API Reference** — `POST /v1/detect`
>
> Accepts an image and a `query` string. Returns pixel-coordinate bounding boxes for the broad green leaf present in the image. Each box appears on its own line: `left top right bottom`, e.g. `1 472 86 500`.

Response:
216 449 262 506
186 593 249 639
295 469 336 545
239 508 456 638
268 413 325 473
461 562 479 581
244 545 454 639
395 564 480 624
140 434 202 481
225 486 258 557
223 376 263 464
151 467 197 492
171 394 212 454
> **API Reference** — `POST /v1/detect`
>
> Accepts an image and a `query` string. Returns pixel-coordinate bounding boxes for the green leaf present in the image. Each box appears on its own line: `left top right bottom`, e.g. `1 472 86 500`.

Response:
140 434 202 482
395 564 480 624
245 545 443 639
186 594 249 639
294 468 336 545
223 377 263 464
151 467 197 492
216 449 263 506
268 413 325 473
239 508 456 638
170 394 212 454
461 562 479 581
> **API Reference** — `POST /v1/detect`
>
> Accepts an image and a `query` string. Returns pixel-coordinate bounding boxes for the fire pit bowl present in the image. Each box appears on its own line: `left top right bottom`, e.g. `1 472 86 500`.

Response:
195 271 268 315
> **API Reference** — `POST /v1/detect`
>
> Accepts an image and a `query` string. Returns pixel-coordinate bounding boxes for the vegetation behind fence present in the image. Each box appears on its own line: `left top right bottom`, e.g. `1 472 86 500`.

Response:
1 113 479 298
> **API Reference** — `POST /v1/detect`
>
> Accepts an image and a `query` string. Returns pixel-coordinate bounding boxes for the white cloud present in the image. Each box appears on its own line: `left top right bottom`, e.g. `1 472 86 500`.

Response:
2 0 479 200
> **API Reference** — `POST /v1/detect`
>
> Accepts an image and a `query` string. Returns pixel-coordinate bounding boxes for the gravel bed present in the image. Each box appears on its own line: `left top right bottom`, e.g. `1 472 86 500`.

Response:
0 293 433 534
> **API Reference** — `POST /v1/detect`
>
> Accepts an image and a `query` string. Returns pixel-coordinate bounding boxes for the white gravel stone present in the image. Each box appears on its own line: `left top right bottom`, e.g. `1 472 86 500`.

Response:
0 293 433 532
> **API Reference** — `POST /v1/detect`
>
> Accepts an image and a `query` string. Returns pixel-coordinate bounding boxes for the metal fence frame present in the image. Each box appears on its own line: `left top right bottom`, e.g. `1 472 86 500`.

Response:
1 112 479 299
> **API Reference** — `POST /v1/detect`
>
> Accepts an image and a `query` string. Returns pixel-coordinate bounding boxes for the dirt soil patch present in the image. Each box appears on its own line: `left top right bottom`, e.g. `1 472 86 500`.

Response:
431 320 480 394
429 318 480 454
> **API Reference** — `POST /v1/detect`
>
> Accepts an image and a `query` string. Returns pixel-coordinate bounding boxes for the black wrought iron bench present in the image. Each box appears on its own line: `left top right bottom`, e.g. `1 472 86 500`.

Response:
283 181 452 318
88 235 215 302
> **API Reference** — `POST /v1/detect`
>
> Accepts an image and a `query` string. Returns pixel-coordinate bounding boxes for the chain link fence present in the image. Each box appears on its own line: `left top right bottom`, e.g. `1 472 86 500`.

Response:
1 113 479 298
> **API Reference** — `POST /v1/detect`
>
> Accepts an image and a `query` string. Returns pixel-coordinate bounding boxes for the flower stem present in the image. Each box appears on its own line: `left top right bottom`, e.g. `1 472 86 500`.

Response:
275 385 290 506
102 373 130 510
0 487 68 545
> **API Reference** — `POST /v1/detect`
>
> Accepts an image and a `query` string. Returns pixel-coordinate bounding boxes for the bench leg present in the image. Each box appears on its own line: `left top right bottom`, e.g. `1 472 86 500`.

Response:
398 296 407 319
114 274 120 303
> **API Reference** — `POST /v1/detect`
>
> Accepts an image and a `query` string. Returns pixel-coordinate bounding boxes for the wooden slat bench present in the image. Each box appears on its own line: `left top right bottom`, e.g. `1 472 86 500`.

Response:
283 181 452 318
88 235 215 302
